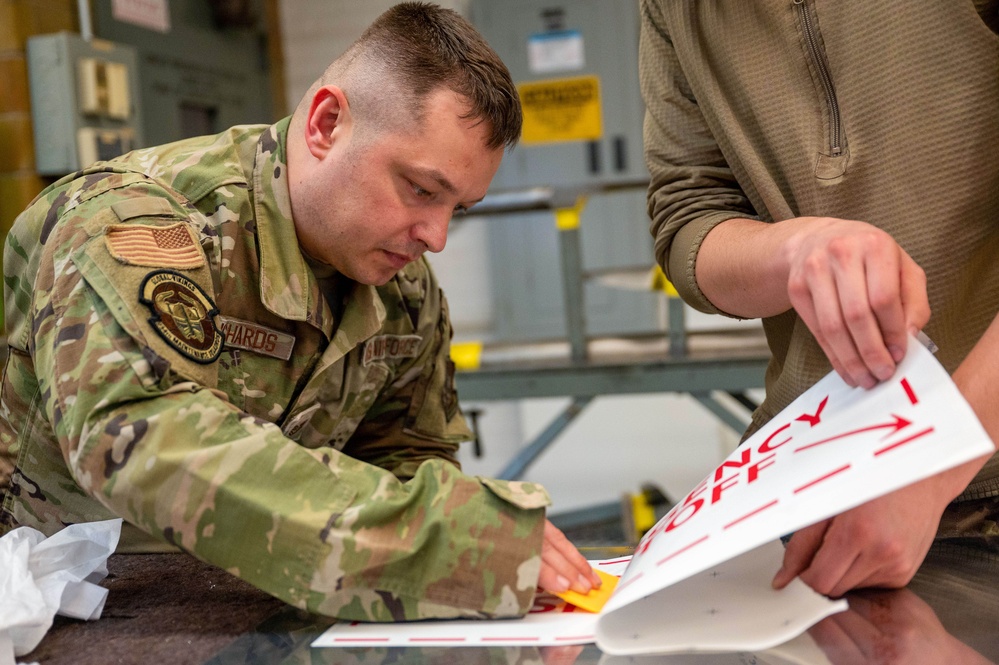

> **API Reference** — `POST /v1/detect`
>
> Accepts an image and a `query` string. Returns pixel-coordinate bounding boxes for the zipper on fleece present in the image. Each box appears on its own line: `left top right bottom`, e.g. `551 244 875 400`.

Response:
793 0 843 157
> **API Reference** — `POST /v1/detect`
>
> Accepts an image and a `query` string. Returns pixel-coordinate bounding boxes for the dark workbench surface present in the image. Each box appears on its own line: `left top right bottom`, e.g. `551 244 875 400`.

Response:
24 538 999 665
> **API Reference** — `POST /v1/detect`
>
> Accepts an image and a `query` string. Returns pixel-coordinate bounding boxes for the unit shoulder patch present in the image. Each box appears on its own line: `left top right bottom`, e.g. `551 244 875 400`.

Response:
139 270 223 364
106 223 204 269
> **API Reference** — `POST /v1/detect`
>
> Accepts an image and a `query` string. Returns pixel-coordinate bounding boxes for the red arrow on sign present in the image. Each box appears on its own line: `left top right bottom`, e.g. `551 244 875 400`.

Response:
793 414 913 453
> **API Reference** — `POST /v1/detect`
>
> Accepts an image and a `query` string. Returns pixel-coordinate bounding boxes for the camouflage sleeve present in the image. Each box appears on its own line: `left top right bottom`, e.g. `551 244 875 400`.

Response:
31 198 548 622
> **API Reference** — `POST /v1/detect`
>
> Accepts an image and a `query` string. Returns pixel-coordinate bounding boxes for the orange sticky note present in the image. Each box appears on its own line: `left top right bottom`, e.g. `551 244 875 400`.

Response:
551 569 619 613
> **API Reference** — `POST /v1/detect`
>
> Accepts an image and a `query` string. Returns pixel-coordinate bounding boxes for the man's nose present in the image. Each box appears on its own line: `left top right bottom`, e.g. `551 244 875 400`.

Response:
412 210 450 254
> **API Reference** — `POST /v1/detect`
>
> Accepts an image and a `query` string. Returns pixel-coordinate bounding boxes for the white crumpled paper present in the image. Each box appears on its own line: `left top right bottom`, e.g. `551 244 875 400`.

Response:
0 518 122 665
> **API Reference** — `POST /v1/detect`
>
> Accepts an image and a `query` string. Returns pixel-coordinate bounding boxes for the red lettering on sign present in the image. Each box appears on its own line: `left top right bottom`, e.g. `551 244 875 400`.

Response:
713 448 752 482
663 479 708 534
724 499 779 530
796 396 828 428
758 423 792 453
747 454 776 483
711 474 738 504
794 464 852 494
655 534 710 567
795 415 912 453
874 426 934 456
636 479 707 552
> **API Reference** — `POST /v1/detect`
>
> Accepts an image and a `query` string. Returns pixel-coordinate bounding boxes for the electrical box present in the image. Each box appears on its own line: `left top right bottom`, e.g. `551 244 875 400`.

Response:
27 32 144 175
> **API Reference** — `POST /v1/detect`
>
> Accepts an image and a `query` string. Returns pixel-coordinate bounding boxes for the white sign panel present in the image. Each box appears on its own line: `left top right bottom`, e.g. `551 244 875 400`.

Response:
314 337 994 655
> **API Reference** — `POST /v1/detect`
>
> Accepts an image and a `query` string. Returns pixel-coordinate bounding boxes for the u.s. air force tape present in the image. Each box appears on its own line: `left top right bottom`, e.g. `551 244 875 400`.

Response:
362 334 422 366
139 270 223 364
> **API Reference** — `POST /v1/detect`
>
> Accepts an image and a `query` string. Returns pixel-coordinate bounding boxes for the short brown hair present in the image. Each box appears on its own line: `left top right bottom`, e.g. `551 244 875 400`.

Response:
332 2 521 151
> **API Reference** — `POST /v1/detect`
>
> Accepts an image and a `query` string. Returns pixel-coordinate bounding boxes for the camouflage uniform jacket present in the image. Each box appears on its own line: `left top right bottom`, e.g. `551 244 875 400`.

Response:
0 119 550 620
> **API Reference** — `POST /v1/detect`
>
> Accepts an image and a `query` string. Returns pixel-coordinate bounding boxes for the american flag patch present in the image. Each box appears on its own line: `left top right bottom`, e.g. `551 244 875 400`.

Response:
105 223 204 269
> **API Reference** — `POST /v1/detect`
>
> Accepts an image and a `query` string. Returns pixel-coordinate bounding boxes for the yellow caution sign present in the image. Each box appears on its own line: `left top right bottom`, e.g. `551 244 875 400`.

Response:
518 75 603 145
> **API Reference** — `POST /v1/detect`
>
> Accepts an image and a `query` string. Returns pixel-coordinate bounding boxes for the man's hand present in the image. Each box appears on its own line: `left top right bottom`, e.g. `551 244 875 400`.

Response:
771 313 999 598
772 455 988 597
537 520 601 595
782 217 930 389
772 480 943 597
698 216 930 389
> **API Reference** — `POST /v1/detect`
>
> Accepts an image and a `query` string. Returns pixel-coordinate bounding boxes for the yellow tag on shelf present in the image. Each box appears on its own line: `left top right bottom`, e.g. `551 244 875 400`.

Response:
551 568 619 614
554 196 587 231
650 264 679 297
450 341 483 371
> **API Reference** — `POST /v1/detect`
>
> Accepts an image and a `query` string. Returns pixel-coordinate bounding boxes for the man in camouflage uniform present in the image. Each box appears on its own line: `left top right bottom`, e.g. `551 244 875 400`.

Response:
0 3 599 621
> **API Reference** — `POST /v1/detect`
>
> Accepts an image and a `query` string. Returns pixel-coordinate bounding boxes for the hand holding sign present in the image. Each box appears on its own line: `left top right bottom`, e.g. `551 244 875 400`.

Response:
774 469 955 597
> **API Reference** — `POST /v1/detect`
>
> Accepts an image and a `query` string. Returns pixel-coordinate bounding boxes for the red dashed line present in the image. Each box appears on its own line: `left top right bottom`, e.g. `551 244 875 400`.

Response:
408 637 466 643
656 535 710 567
875 427 934 456
598 558 632 566
482 636 541 642
724 500 778 529
900 378 918 405
615 572 644 593
794 464 851 493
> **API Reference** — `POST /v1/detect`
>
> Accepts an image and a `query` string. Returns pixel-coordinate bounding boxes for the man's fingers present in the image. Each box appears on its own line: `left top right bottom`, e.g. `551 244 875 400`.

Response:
899 256 930 343
540 521 599 594
784 221 931 389
864 248 908 366
789 245 877 389
773 520 830 589
834 259 899 385
798 530 861 597
790 268 862 388
823 242 892 388
537 566 572 594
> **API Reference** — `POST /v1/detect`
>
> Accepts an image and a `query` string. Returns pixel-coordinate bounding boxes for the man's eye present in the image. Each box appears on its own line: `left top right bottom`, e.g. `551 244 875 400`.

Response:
412 183 432 198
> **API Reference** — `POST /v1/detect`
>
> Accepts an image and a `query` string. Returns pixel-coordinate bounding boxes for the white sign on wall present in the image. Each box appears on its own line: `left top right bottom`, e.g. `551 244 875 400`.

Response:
112 0 171 34
528 30 585 74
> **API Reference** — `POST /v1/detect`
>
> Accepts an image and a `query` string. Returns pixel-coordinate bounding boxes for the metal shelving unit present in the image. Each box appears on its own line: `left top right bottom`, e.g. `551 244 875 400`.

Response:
454 184 771 481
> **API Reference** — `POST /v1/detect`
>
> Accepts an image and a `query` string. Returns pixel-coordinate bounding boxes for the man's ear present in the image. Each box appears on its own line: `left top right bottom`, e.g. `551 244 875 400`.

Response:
304 85 350 160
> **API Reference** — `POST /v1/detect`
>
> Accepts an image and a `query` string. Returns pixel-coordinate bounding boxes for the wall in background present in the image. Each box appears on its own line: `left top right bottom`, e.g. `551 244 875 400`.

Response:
0 0 78 327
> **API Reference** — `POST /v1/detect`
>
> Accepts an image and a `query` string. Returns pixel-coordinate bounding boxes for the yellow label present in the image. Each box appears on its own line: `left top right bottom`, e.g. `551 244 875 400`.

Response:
552 568 619 614
450 341 483 371
650 264 680 297
519 75 603 145
554 197 587 231
554 208 580 231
